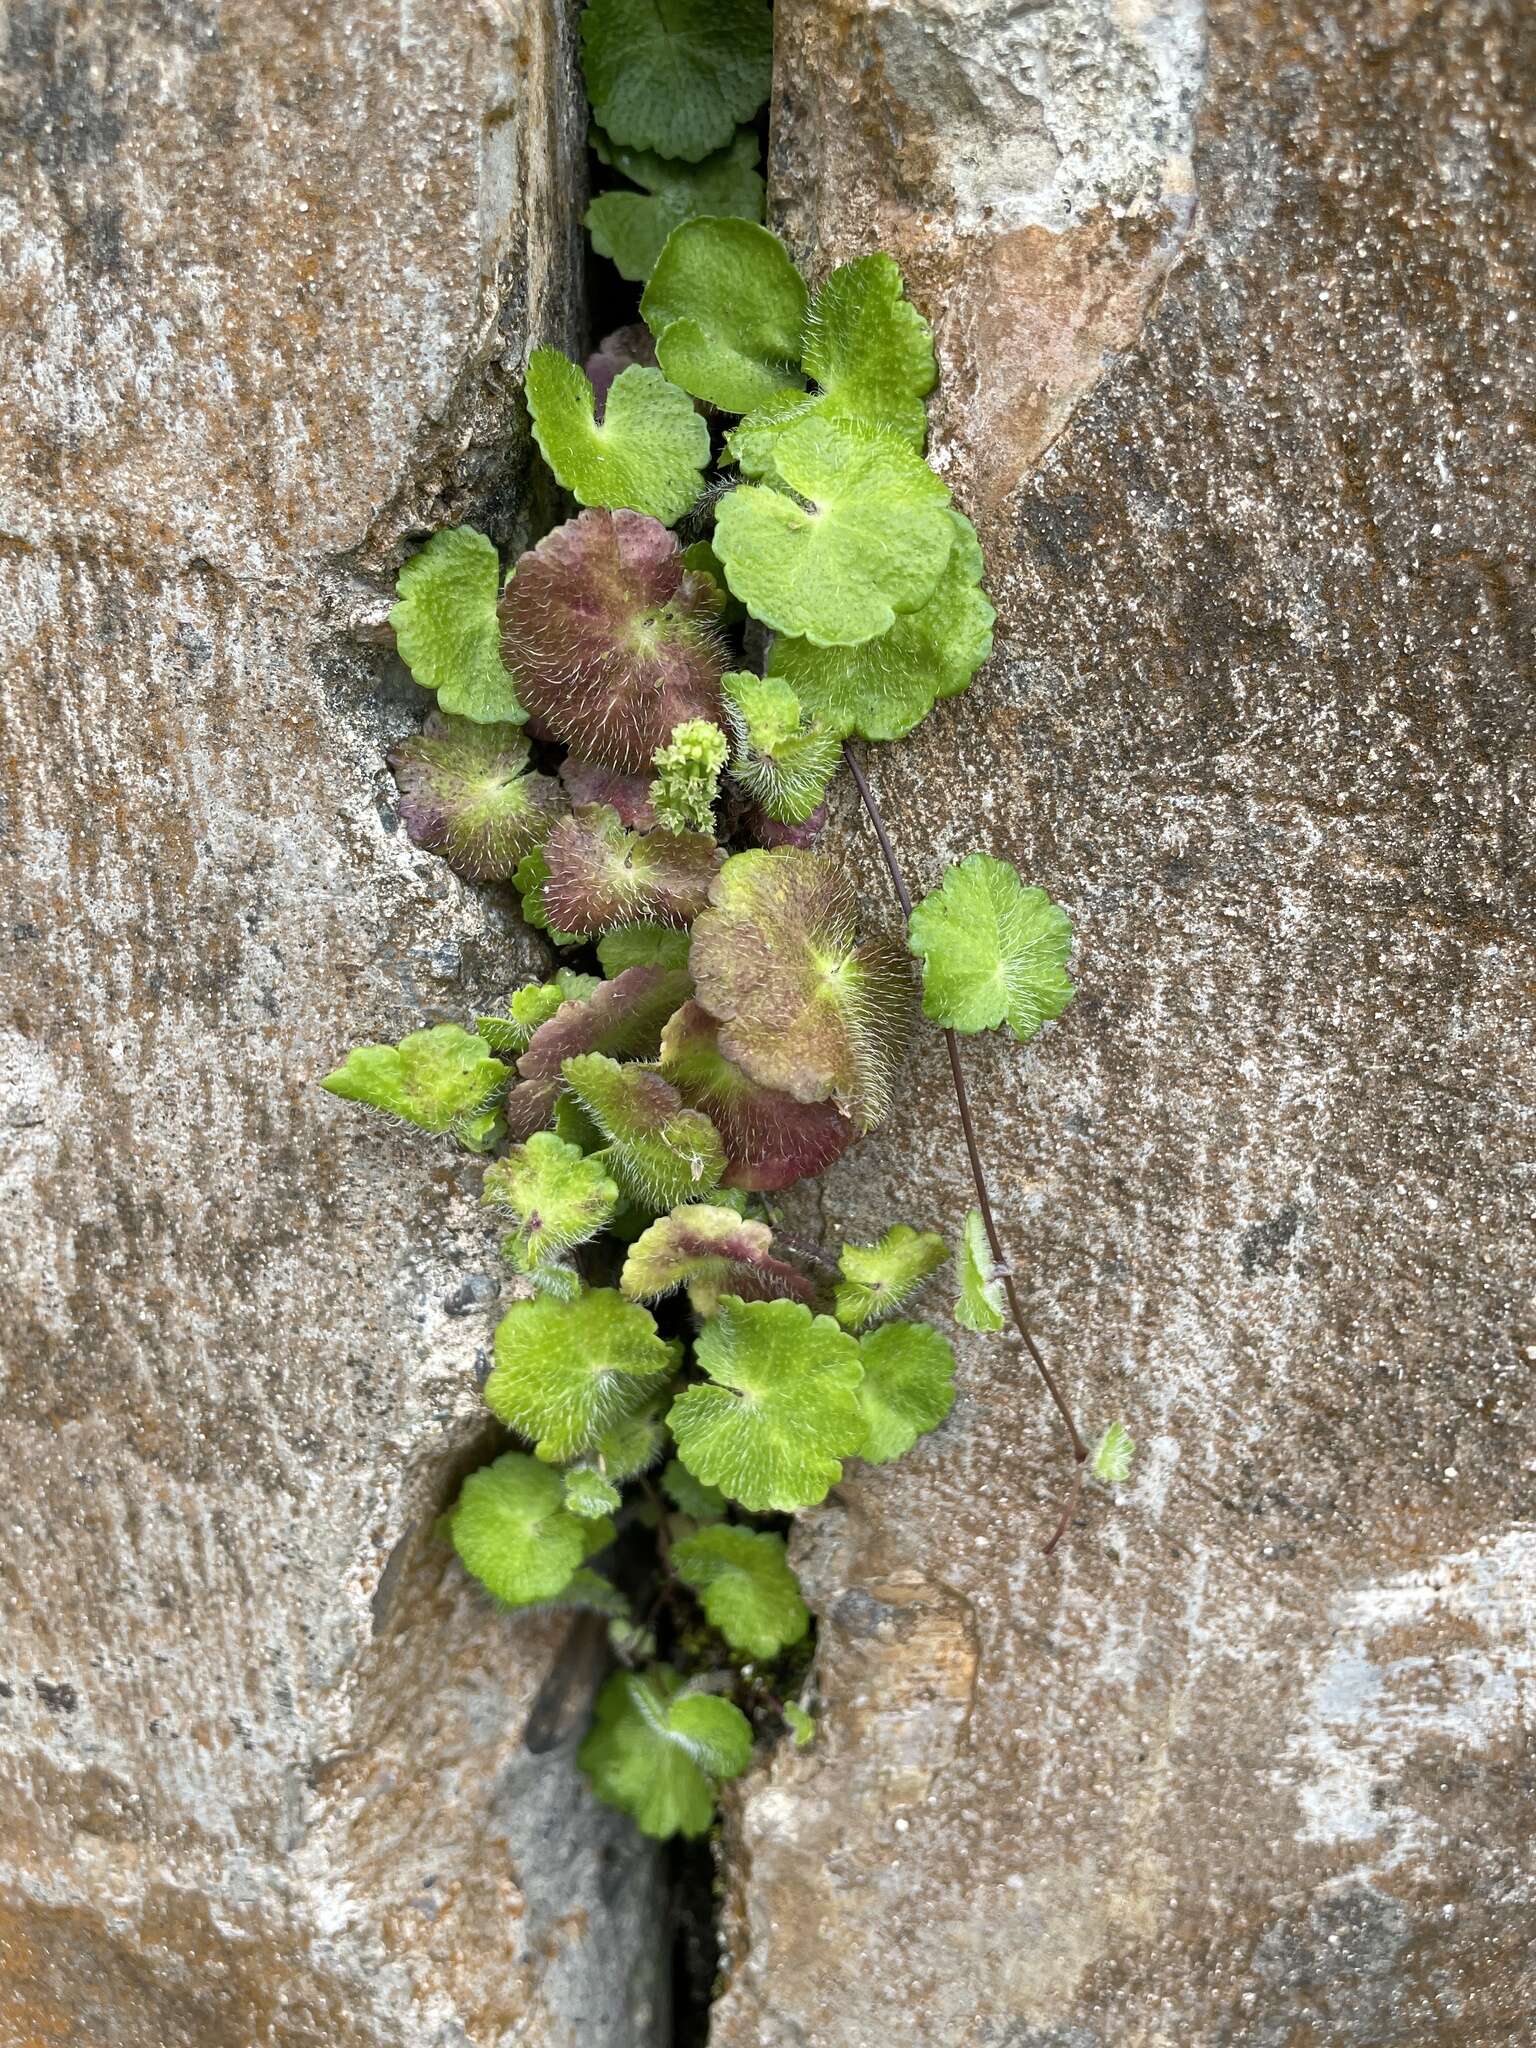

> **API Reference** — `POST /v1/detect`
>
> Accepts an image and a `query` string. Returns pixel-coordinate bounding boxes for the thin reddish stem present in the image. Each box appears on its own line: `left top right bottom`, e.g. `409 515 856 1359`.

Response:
841 743 1089 1546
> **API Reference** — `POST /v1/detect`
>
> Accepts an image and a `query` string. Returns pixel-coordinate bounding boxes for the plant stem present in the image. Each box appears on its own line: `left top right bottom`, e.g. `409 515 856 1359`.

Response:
841 743 1089 1548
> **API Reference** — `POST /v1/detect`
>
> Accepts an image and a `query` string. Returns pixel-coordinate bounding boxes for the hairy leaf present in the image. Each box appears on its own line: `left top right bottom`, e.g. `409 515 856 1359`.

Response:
486 1288 677 1462
389 712 562 880
541 803 723 936
595 1405 669 1482
766 511 994 741
954 1207 1006 1335
587 127 763 283
688 849 910 1130
476 981 566 1055
668 1297 865 1511
908 853 1075 1041
723 671 841 824
658 1001 857 1191
650 718 729 835
501 509 725 774
620 1202 814 1317
855 1320 956 1464
597 922 692 976
562 1052 725 1210
524 351 709 525
503 965 693 1138
578 1664 753 1840
1092 1420 1136 1485
449 1452 600 1608
482 1131 620 1270
801 252 937 447
834 1224 948 1330
671 1524 809 1660
564 1466 624 1520
388 526 524 724
642 218 807 415
662 1456 727 1524
581 0 772 163
322 1024 506 1137
714 416 953 645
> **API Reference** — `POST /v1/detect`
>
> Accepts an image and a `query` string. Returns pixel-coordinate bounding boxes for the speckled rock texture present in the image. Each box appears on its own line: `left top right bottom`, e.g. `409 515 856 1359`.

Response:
716 0 1535 2042
0 4 665 2044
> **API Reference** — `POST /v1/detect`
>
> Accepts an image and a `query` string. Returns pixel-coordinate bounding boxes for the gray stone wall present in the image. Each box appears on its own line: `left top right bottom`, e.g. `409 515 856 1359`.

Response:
714 0 1535 2040
0 4 665 2042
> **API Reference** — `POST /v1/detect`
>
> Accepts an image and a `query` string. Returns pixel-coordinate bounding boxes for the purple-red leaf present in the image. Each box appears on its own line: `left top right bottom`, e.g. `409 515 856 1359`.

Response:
542 804 724 937
560 755 659 829
501 964 693 1138
499 509 726 775
658 1000 856 1191
388 713 564 880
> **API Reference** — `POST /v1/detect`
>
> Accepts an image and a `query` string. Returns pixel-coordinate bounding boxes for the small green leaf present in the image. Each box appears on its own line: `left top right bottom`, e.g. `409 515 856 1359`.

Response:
669 1297 865 1512
650 717 729 835
662 1456 727 1523
516 1259 584 1302
954 1208 1006 1335
581 0 773 164
564 1466 624 1520
448 1452 597 1608
908 853 1075 1042
595 1406 669 1482
482 1131 620 1268
723 672 841 824
766 510 995 742
578 1664 754 1840
322 1024 507 1137
671 1524 810 1660
525 350 710 526
562 1053 726 1212
642 218 807 415
486 1288 677 1463
783 1701 816 1748
456 1106 506 1155
587 126 763 283
476 981 566 1054
834 1224 948 1330
855 1321 956 1464
511 845 581 948
388 526 523 724
1091 1421 1135 1485
620 1202 814 1317
597 923 692 976
714 416 953 647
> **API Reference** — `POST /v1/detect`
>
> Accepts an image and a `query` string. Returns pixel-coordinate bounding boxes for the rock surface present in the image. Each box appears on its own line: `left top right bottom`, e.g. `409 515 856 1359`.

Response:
0 5 665 2044
717 0 1535 2041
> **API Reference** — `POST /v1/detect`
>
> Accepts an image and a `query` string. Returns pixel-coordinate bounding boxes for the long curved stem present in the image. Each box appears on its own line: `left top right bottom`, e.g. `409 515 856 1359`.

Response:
842 744 1088 1551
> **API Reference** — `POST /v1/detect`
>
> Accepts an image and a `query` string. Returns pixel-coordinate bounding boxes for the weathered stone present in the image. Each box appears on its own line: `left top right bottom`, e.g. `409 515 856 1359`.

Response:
718 0 1535 2041
0 4 665 2043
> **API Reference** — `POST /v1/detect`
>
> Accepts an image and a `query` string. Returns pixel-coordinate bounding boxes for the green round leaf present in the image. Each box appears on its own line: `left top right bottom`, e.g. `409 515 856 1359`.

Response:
668 1296 865 1511
562 1053 726 1211
854 1321 956 1464
954 1207 1006 1335
713 416 953 646
672 1524 809 1660
766 510 995 741
564 1466 624 1520
321 1024 506 1136
834 1224 948 1330
486 1288 676 1462
907 853 1075 1041
581 0 773 164
482 1131 620 1268
643 218 808 414
388 526 523 724
525 350 709 525
579 1664 754 1839
449 1452 593 1608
